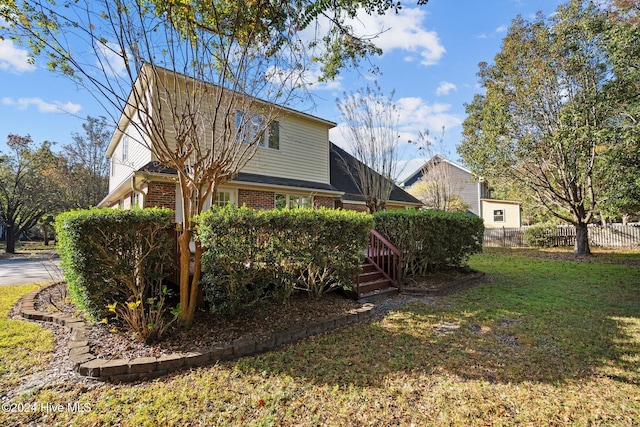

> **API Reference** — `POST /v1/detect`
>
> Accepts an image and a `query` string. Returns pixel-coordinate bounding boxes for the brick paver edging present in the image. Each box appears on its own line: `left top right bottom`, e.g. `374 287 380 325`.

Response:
18 284 375 383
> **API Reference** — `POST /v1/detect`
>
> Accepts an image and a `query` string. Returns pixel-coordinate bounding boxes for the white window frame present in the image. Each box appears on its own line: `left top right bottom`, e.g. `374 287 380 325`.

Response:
214 189 236 207
236 111 279 150
275 193 312 209
493 209 505 222
122 136 129 161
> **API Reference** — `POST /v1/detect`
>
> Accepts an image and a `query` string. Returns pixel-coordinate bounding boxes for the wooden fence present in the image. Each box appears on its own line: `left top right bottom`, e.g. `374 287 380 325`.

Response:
484 225 640 249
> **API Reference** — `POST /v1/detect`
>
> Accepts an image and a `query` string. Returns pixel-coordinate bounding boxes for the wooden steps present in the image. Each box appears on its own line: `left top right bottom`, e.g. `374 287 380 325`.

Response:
354 259 398 302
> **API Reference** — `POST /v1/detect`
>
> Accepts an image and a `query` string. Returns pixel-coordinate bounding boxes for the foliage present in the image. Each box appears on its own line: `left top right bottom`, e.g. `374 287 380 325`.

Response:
407 174 470 213
3 249 640 425
336 83 403 212
59 116 111 209
458 0 640 255
55 208 174 326
0 134 66 253
105 285 180 344
2 0 430 327
196 205 372 314
524 223 557 248
373 209 484 276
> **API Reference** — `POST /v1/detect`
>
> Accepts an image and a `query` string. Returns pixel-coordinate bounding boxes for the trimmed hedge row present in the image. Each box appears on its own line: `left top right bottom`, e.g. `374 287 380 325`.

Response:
195 205 373 315
55 208 174 321
373 210 484 277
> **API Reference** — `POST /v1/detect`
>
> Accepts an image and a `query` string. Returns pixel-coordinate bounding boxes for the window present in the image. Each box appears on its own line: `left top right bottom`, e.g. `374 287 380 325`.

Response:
275 193 312 209
122 136 129 161
236 111 279 149
215 190 232 207
493 209 505 222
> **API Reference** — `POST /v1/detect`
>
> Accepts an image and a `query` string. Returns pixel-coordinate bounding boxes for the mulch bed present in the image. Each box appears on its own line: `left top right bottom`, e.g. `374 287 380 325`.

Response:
30 269 486 361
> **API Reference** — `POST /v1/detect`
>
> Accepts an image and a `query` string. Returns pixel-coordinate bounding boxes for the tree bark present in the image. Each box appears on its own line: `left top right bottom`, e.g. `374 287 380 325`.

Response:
5 225 16 254
574 222 591 255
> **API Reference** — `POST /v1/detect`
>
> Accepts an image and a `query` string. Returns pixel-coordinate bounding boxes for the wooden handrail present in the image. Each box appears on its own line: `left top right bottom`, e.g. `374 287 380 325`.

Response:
362 229 403 291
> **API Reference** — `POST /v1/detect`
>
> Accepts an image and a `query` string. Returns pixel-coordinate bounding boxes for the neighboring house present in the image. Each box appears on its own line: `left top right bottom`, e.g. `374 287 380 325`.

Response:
481 199 522 229
98 80 421 215
400 155 521 227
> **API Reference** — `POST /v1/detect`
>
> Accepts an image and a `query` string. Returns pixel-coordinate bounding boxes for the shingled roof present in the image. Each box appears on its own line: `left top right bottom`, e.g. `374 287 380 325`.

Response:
329 143 422 205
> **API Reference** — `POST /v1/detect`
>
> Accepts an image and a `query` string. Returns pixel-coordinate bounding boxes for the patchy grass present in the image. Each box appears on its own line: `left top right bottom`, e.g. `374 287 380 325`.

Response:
0 285 55 391
2 249 639 426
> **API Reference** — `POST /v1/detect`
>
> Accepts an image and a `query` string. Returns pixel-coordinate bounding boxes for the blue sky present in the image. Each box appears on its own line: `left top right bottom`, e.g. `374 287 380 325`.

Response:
0 0 563 180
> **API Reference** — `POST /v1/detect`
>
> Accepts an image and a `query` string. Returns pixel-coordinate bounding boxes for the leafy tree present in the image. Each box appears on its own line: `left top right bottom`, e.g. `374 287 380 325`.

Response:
1 0 430 325
336 84 403 213
0 135 64 253
458 0 636 255
60 116 111 209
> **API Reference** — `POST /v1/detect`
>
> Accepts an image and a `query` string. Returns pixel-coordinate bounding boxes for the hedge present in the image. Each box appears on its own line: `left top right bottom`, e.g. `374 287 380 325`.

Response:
55 208 174 323
524 223 557 247
373 209 484 277
195 206 373 315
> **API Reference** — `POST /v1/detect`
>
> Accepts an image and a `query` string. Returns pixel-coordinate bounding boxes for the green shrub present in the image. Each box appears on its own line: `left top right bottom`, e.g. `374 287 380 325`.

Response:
524 223 556 247
195 206 373 315
373 210 484 277
55 208 176 342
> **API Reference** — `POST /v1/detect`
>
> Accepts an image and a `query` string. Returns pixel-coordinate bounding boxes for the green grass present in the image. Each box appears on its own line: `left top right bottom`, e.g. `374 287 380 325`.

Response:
0 285 55 391
1 249 639 426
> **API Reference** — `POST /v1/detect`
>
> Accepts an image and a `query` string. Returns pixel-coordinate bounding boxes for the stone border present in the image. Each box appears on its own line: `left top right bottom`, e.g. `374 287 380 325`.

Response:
401 272 486 296
18 284 375 383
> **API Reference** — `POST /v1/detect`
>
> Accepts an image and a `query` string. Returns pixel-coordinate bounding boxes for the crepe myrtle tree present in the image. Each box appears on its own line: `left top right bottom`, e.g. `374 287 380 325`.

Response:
337 83 403 213
1 0 429 326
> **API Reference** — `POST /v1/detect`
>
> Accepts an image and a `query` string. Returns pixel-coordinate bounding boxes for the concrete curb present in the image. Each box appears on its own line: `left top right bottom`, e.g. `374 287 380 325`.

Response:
18 284 375 383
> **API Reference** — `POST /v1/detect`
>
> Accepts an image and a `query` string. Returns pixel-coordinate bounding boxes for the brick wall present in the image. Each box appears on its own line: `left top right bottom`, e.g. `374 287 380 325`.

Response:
341 203 368 213
238 189 275 210
145 182 176 209
314 196 340 209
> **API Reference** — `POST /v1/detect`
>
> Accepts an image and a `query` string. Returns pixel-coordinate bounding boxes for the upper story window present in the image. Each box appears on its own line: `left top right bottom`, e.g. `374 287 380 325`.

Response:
236 111 279 150
122 136 129 161
493 209 505 222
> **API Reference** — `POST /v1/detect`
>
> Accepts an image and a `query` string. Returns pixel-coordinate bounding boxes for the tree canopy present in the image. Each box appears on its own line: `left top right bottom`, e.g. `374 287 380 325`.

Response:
0 134 65 253
458 0 640 254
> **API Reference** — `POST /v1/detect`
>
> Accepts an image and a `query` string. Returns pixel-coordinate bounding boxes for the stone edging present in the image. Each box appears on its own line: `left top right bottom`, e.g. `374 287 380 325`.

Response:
18 284 375 383
401 272 486 296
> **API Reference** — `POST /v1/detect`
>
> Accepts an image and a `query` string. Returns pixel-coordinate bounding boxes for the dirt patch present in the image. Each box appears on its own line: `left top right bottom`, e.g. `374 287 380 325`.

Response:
402 268 487 296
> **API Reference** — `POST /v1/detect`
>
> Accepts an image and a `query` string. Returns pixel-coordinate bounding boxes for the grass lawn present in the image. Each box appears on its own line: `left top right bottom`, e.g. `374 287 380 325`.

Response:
1 248 639 426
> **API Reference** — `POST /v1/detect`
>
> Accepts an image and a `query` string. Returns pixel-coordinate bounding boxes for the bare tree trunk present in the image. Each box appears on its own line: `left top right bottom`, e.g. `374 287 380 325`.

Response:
574 222 591 255
5 225 16 254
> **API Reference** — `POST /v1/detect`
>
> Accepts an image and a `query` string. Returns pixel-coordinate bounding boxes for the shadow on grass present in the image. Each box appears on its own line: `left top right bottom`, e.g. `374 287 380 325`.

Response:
236 256 640 388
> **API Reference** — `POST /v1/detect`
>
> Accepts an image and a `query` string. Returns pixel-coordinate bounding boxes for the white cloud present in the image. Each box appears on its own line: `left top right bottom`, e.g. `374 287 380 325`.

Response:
0 40 35 74
496 25 509 33
2 97 82 114
349 8 445 66
302 7 445 69
330 96 462 156
396 96 462 135
96 41 127 77
435 81 457 96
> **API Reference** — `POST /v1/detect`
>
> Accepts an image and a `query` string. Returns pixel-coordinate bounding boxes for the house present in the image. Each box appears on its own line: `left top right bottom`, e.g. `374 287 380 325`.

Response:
98 71 421 215
400 155 521 228
481 199 522 228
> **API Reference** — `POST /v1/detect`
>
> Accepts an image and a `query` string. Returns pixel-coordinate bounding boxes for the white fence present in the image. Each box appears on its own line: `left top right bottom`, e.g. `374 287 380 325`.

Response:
484 225 640 249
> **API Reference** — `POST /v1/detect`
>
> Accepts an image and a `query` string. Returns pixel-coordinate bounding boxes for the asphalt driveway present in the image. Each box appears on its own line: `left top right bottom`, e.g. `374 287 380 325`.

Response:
0 256 62 286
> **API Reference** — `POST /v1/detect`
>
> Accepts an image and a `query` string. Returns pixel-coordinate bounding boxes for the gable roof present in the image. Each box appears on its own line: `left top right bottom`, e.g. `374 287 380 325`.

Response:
329 143 422 205
401 154 476 188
